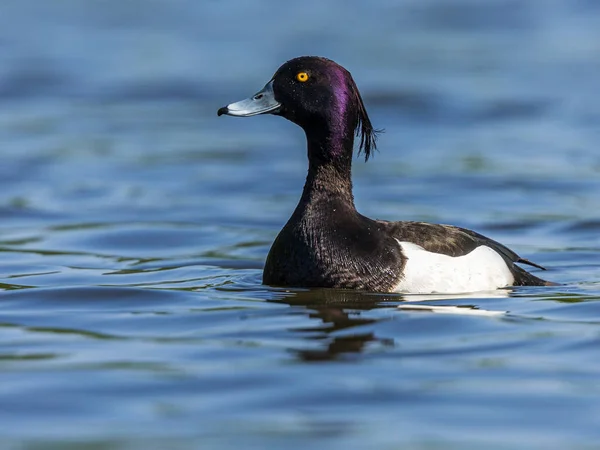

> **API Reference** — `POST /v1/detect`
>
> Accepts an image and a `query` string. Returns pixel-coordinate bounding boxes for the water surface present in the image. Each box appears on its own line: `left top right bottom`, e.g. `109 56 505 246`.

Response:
1 1 600 449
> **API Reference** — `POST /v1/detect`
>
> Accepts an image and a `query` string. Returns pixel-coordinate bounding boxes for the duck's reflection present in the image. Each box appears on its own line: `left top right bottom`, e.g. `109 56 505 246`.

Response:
272 288 510 362
273 289 399 362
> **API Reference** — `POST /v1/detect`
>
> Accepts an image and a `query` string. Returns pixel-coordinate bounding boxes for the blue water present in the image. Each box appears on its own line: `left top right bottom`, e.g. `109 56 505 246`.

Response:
1 1 600 449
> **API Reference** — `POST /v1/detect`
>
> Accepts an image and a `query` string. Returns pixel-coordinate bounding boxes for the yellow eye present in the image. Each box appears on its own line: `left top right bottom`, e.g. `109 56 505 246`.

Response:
296 72 309 82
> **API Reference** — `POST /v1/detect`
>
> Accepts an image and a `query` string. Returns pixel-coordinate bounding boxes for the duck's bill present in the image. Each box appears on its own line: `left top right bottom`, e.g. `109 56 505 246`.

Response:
217 80 281 117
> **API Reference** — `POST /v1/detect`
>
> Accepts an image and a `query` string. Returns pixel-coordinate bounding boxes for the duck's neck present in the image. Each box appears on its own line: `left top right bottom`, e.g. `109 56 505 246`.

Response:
298 125 356 210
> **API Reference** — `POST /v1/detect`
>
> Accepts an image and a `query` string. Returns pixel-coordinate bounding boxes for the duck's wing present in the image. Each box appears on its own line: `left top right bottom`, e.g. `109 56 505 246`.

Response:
378 221 548 285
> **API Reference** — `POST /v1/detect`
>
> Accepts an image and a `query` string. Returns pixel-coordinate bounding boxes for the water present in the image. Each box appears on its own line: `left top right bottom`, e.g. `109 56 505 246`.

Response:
1 1 600 448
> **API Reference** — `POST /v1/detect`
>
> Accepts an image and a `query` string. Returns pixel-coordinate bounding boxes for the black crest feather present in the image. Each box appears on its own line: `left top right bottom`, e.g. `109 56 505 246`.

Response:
349 75 382 161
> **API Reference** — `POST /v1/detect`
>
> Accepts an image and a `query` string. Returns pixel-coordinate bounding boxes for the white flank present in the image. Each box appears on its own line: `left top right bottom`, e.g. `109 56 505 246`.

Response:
393 241 515 294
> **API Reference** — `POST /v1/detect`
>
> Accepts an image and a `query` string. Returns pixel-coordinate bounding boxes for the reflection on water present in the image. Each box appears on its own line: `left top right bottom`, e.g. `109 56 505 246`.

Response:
274 289 395 362
1 0 600 449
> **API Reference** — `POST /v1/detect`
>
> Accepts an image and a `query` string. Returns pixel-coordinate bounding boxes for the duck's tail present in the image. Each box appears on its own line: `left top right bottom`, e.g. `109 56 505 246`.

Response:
512 265 559 286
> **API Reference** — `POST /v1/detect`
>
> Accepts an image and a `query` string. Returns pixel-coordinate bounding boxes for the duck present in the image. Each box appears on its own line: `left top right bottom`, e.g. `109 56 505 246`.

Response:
217 56 552 294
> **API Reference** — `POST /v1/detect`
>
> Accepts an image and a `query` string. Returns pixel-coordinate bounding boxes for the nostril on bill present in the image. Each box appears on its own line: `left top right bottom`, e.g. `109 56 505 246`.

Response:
254 94 263 100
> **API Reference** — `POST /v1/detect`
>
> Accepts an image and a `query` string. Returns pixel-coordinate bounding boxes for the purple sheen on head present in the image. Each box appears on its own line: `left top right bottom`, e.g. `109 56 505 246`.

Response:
329 66 352 157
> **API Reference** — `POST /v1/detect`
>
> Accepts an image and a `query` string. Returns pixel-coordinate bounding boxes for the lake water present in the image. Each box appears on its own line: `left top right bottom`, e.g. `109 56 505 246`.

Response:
1 1 600 449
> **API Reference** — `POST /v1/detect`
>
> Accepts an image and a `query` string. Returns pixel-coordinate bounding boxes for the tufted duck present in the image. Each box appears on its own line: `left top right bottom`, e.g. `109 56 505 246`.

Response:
218 56 552 293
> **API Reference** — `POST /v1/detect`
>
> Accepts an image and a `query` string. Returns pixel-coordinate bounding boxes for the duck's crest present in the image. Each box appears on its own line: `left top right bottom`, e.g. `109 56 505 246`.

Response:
348 73 381 161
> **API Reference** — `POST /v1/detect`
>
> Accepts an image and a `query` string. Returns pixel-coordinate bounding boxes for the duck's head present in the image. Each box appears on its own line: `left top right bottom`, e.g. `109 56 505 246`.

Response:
218 56 378 161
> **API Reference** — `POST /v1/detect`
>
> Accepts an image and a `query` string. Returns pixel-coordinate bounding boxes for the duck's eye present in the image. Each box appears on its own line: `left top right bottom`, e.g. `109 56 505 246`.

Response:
296 72 309 83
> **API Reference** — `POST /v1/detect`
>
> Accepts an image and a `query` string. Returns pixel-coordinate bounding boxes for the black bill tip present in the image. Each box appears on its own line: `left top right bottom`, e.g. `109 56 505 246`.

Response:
217 106 228 116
